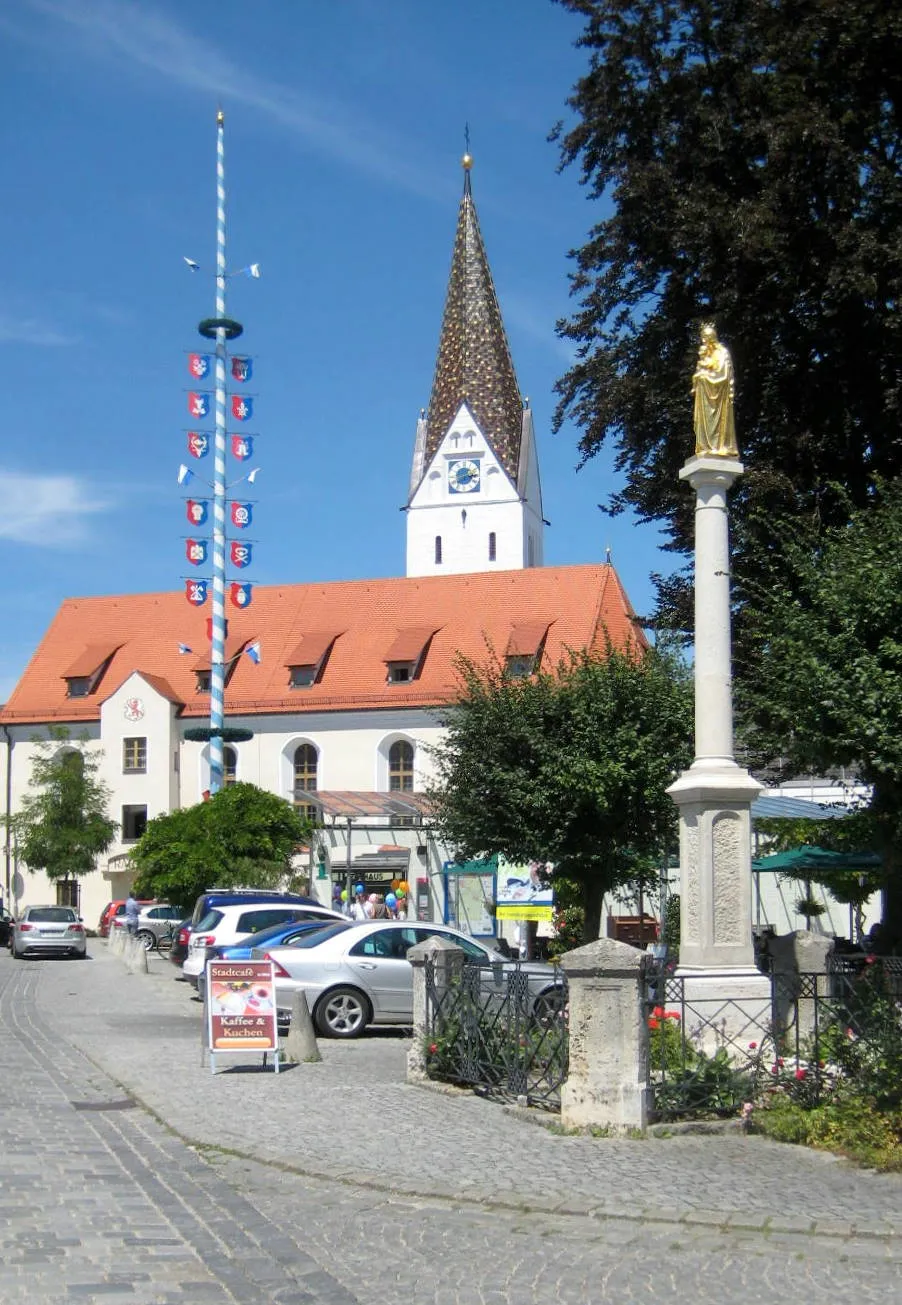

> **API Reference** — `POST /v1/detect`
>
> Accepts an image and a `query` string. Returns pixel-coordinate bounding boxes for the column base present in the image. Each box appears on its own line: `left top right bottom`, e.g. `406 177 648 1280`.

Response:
671 966 772 1055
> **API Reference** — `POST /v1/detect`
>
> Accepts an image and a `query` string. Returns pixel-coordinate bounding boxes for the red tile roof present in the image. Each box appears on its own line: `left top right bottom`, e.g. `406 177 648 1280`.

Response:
62 643 121 678
0 564 644 725
383 626 440 663
506 621 551 657
285 631 342 667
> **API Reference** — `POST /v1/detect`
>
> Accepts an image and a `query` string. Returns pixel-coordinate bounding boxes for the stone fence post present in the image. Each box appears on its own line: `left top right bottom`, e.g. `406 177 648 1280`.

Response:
559 938 650 1133
407 936 465 1083
768 929 834 1041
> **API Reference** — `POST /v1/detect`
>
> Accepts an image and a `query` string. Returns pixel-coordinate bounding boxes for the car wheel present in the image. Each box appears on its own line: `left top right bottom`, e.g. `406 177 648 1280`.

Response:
136 930 156 951
533 987 567 1022
314 987 371 1039
12 946 23 960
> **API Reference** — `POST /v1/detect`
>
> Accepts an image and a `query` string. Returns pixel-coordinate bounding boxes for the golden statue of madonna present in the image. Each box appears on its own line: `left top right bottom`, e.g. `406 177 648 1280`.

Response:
692 322 738 457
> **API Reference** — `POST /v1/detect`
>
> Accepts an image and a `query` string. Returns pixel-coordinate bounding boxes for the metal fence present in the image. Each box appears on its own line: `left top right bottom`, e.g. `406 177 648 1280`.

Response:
645 955 902 1121
423 957 568 1110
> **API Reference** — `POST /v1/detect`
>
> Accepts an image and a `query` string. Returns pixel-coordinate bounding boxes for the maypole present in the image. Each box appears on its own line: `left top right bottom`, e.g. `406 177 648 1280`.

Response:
208 107 230 795
181 108 258 793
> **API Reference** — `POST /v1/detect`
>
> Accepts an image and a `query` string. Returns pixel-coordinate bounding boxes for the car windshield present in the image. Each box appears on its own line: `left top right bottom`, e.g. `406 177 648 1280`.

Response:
239 918 339 949
27 907 77 923
281 921 350 950
195 909 224 932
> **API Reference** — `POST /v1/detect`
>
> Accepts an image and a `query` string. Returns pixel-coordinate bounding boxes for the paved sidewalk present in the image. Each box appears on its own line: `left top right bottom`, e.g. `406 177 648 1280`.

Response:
31 943 902 1239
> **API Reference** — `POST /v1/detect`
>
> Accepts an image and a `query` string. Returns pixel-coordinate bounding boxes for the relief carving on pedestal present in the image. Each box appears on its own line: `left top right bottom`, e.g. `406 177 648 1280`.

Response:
712 812 742 943
682 816 700 945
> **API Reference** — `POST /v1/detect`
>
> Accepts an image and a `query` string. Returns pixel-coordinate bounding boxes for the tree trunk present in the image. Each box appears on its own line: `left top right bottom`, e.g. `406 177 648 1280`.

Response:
581 875 606 945
880 852 902 950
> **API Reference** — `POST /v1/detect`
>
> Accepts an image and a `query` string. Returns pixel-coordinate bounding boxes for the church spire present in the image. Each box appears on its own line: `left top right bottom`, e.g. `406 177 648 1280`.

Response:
422 153 524 482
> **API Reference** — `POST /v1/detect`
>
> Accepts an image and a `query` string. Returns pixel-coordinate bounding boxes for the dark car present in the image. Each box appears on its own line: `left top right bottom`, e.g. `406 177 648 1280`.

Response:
188 888 320 930
168 920 193 970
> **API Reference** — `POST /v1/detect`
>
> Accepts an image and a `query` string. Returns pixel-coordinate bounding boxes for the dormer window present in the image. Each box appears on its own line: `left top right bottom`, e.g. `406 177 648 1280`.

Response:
383 627 439 685
504 622 551 679
62 644 119 699
285 631 341 690
192 637 246 695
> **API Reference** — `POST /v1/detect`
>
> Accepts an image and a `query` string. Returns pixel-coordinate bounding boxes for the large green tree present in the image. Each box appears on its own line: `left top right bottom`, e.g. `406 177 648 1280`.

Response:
737 482 902 938
7 728 117 889
552 0 902 627
428 643 692 943
130 782 311 911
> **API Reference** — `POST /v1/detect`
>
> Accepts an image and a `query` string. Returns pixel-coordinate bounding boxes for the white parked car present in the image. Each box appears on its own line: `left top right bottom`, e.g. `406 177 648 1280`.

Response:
182 900 345 984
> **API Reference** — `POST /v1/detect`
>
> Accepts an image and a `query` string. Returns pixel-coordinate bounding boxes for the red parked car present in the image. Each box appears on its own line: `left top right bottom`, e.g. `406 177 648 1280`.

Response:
97 899 153 938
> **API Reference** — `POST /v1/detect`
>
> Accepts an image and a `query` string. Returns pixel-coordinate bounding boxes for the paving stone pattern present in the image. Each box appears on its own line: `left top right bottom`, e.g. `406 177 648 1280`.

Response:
1 943 901 1302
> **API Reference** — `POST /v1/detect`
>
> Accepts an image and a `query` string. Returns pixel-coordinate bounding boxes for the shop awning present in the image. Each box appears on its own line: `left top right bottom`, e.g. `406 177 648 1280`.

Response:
751 795 850 821
751 845 882 874
306 790 434 820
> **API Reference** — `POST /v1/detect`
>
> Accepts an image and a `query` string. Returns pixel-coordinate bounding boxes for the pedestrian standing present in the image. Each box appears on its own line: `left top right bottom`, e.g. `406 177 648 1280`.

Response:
125 891 140 936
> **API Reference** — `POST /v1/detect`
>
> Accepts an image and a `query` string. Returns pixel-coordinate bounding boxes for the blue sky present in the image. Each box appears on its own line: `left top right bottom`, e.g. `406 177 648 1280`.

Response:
0 0 678 701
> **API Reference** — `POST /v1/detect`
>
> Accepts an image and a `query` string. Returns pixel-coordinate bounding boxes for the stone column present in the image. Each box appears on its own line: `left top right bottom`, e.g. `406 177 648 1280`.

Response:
406 935 465 1083
559 939 650 1133
667 455 763 971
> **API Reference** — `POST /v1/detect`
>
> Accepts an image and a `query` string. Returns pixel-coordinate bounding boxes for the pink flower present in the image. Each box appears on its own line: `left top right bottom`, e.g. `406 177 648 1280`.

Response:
865 954 877 965
748 1041 758 1050
428 1042 438 1055
795 1068 806 1081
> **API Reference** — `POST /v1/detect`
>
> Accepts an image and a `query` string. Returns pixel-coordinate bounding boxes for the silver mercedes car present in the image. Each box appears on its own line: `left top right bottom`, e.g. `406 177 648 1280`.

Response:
252 920 565 1038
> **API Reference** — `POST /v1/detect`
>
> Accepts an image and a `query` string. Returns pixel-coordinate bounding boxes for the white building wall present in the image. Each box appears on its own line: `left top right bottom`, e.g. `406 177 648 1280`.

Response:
3 702 450 929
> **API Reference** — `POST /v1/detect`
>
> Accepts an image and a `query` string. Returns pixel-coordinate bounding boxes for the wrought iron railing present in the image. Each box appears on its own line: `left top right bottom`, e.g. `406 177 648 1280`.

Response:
645 955 902 1121
423 957 568 1110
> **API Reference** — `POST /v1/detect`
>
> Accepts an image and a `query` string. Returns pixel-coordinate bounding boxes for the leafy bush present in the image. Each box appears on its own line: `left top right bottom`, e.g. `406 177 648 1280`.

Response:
751 1091 902 1171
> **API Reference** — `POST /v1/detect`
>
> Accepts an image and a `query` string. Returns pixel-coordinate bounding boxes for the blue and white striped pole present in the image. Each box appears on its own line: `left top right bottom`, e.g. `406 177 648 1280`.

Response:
209 107 228 794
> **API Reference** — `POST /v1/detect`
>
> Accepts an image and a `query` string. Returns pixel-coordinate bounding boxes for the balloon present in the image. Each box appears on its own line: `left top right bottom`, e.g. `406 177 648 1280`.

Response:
397 881 409 894
391 879 401 891
340 890 348 902
355 883 365 895
385 893 397 908
397 890 407 900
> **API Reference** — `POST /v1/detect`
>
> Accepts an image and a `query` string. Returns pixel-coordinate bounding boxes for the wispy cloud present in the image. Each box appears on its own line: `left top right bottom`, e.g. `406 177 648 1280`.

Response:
0 470 107 545
0 313 77 347
502 291 577 365
18 0 450 203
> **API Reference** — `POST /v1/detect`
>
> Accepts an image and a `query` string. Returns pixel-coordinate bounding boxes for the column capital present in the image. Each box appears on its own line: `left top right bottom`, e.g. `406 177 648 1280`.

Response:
679 454 744 490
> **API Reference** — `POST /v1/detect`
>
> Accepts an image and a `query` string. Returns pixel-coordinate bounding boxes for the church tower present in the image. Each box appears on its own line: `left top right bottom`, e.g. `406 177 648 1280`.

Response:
405 154 544 577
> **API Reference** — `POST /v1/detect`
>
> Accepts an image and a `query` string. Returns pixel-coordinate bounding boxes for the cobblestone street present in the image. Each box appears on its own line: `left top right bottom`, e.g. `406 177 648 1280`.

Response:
1 943 901 1303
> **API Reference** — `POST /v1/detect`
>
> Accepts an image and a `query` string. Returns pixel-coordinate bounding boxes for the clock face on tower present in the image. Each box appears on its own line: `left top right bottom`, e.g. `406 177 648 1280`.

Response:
448 458 480 494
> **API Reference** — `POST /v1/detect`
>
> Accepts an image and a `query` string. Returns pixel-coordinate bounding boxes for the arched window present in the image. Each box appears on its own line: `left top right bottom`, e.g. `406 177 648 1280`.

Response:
388 740 414 793
488 531 496 562
434 535 443 565
293 743 318 820
223 746 237 787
